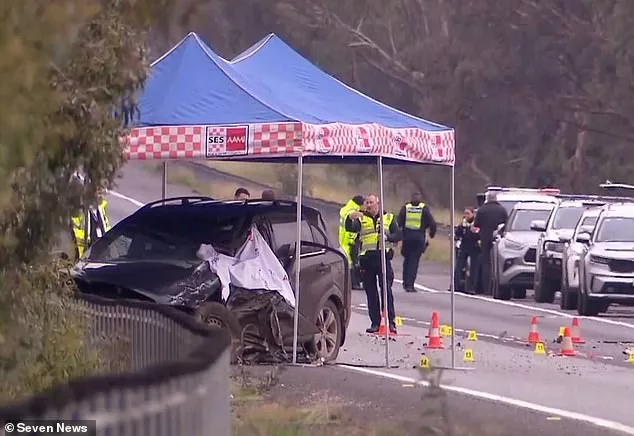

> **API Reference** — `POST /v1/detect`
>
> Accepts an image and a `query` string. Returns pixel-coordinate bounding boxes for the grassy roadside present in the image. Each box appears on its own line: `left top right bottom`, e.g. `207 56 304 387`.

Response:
154 163 454 264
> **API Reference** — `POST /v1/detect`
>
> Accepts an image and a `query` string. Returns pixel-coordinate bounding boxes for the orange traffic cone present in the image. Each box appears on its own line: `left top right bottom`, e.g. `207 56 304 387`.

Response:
559 327 576 356
570 317 585 344
375 312 395 336
425 311 444 349
527 316 542 344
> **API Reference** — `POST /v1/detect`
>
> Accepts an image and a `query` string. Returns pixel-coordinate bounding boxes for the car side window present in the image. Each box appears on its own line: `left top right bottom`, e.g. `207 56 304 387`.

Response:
309 223 328 246
270 219 319 255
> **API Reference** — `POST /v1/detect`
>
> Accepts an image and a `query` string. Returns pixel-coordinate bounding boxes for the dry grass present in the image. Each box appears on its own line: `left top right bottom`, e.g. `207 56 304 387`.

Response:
231 367 496 436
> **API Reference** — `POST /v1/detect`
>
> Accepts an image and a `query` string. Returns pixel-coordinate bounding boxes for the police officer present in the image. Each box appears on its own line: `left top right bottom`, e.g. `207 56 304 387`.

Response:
396 192 437 292
345 194 402 334
473 191 508 294
339 195 365 289
71 188 111 259
453 206 480 294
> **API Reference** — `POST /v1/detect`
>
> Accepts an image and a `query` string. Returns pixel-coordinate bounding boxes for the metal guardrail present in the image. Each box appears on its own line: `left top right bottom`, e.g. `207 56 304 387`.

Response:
0 294 231 436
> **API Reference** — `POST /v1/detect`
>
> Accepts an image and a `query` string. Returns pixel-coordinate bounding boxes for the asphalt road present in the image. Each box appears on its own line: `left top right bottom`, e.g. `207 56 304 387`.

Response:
107 161 634 435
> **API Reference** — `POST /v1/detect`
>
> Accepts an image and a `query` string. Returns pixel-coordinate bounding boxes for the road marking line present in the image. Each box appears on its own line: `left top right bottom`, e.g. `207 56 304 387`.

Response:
108 190 145 207
337 365 634 435
394 278 634 330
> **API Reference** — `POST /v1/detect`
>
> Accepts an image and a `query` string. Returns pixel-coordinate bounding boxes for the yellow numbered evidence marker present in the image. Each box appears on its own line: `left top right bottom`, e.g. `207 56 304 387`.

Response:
440 325 452 336
419 355 431 369
534 342 546 355
395 316 403 327
627 351 634 364
558 326 566 337
463 348 475 363
467 330 478 341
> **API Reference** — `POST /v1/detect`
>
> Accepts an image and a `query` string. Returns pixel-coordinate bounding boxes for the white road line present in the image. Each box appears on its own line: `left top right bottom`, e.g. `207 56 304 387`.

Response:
337 365 634 435
113 188 633 431
393 278 634 330
108 190 145 207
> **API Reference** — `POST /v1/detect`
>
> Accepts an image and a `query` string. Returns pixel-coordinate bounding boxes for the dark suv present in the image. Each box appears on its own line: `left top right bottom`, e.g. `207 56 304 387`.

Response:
71 196 351 363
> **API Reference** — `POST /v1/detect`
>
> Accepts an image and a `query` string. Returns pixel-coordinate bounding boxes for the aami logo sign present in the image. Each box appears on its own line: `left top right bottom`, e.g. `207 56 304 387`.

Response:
392 133 408 157
205 126 248 157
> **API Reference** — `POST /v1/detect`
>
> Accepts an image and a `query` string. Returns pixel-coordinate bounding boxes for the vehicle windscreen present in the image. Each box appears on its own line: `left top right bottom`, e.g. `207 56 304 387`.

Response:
594 217 634 242
87 208 253 262
499 201 517 213
551 206 585 230
508 209 553 231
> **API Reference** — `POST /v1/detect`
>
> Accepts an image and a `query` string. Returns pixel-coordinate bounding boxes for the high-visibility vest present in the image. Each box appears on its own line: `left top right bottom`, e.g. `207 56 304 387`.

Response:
339 199 361 247
359 213 395 256
404 202 425 230
71 199 111 257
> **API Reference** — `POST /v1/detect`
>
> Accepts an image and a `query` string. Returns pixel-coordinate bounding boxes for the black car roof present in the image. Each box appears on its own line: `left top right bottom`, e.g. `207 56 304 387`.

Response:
121 197 323 227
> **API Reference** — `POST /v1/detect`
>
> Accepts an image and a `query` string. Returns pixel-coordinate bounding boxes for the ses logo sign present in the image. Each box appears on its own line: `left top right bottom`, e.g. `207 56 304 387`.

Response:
205 126 249 158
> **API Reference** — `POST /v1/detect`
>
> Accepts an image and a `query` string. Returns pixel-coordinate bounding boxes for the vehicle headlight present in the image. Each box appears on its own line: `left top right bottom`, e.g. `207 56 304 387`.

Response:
504 239 524 250
544 241 564 253
589 255 611 265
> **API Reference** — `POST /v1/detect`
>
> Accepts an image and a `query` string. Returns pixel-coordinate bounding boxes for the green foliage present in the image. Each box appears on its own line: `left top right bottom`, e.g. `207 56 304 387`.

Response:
0 260 101 404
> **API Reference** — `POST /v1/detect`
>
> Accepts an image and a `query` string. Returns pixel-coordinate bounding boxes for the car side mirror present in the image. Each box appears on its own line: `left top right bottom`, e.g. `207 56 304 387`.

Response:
530 220 547 232
576 232 591 244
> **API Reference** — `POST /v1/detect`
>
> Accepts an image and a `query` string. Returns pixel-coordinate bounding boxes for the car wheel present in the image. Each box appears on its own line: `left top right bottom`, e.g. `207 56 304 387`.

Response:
310 300 342 362
560 272 578 310
512 287 527 299
196 302 243 363
492 275 511 300
534 262 556 303
577 289 600 316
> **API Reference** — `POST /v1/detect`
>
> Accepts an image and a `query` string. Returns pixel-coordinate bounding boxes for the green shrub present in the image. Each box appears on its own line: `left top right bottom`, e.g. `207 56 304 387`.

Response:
0 259 101 404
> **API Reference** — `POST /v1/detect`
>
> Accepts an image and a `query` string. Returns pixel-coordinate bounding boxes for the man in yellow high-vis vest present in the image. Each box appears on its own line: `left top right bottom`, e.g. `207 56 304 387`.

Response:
339 195 365 289
71 189 111 259
345 194 402 334
396 192 437 292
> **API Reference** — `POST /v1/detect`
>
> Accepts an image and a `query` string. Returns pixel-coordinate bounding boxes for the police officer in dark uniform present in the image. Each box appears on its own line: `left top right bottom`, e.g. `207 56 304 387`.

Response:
473 192 508 294
396 192 437 292
453 206 480 294
345 194 402 334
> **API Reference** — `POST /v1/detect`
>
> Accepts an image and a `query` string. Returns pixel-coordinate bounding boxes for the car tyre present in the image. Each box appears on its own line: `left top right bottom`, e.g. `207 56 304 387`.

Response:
577 289 600 316
196 302 243 363
534 262 556 303
559 269 578 310
492 274 511 300
512 287 527 299
308 299 342 362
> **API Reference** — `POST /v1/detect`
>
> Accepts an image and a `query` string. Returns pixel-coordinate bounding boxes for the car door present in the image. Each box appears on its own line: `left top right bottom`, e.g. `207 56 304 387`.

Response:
268 216 335 326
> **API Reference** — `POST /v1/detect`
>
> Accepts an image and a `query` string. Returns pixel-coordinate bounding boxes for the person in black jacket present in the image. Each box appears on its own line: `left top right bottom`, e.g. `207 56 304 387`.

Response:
453 207 480 294
396 192 437 293
473 192 508 294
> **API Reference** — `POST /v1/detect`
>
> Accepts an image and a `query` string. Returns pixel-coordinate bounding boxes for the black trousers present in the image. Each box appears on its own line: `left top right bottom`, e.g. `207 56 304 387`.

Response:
401 239 425 288
349 241 362 288
479 244 493 295
360 253 395 326
453 249 480 293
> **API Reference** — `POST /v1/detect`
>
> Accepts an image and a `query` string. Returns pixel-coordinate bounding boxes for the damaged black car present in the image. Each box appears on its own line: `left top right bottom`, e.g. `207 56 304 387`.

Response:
71 196 352 364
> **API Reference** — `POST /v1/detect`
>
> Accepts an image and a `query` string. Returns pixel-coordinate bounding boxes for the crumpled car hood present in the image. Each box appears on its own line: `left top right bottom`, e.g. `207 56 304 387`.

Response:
73 260 200 292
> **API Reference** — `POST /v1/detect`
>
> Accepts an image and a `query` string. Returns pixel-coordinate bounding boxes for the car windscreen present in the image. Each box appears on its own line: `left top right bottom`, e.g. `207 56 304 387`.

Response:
594 217 634 242
499 201 517 213
551 206 585 230
508 209 552 231
87 226 203 262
